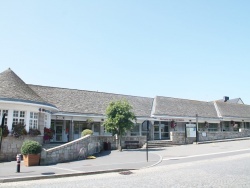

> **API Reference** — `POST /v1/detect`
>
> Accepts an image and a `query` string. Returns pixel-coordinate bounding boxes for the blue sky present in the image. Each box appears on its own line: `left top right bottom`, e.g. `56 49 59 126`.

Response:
0 1 249 104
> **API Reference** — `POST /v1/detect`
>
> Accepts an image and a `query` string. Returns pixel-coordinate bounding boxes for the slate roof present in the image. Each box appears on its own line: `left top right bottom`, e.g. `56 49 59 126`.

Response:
0 68 55 107
29 85 154 117
215 101 250 118
217 98 244 104
152 96 218 118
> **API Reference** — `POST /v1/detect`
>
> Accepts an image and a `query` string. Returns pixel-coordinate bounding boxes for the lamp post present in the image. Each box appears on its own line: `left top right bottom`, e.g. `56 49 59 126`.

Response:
196 114 198 144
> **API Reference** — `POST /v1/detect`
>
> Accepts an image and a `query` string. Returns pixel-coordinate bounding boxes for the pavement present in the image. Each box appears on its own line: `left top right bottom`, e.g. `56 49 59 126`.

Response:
1 137 250 183
0 149 162 183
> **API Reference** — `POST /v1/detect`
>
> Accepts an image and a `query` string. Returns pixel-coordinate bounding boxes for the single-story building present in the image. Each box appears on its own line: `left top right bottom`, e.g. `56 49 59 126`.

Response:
1 68 250 144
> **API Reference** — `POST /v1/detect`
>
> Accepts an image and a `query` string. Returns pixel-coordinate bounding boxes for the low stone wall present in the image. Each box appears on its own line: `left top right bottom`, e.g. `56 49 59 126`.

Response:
170 130 250 144
41 135 147 165
170 132 196 144
0 136 43 162
98 136 146 149
198 129 250 142
40 135 100 165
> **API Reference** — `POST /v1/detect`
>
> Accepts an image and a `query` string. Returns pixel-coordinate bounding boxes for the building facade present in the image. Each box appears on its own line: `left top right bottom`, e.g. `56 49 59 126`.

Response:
1 68 250 143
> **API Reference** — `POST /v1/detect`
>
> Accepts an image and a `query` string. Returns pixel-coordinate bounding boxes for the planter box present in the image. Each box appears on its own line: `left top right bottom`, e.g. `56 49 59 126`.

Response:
23 154 40 166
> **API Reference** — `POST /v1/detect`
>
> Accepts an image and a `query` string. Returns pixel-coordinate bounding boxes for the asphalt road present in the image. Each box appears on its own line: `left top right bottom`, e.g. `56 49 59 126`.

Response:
2 150 250 187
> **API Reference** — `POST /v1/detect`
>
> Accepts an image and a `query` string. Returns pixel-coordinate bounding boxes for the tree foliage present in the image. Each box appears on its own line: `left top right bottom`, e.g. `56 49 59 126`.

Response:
103 100 136 136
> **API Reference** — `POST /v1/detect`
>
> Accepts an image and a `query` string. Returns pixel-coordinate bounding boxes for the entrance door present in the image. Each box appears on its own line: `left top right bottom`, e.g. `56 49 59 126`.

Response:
55 125 63 142
154 124 169 140
154 125 160 139
161 124 169 139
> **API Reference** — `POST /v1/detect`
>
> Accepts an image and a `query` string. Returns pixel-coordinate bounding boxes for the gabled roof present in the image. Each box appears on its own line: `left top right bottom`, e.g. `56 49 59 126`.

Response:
227 98 244 104
0 68 55 107
29 85 154 117
217 98 244 104
152 96 218 118
215 101 250 118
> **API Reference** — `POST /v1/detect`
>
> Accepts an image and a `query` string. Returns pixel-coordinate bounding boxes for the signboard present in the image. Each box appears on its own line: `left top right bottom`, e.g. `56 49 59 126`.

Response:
186 124 196 138
160 118 185 122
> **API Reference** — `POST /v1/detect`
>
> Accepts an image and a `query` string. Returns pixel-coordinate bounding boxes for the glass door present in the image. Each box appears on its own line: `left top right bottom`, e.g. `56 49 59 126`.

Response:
55 125 63 142
161 124 169 139
154 125 160 140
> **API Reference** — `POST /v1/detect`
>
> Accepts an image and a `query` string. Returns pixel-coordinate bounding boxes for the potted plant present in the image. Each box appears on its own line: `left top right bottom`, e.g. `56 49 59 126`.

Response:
81 129 93 137
21 140 42 166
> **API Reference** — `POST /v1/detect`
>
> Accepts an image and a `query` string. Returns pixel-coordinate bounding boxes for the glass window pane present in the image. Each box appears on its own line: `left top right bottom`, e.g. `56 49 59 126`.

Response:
3 110 8 116
20 111 25 117
19 119 25 124
34 113 38 119
13 110 18 117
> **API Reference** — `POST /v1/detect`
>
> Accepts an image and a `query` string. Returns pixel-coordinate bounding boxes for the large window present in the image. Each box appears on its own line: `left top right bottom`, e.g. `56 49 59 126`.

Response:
0 110 8 126
246 122 250 129
208 123 218 132
29 112 38 129
13 110 25 125
131 123 140 136
198 123 205 131
223 122 230 131
93 122 100 134
44 114 48 127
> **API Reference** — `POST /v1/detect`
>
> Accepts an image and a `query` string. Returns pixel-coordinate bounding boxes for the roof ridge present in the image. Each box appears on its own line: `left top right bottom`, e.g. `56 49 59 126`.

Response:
28 84 154 99
155 95 212 103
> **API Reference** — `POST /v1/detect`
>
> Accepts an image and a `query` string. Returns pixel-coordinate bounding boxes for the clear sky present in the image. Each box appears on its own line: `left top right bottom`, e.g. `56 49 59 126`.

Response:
0 1 249 104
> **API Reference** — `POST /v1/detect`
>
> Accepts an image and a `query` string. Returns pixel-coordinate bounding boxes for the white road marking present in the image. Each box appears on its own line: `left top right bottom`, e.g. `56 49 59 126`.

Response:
162 148 250 161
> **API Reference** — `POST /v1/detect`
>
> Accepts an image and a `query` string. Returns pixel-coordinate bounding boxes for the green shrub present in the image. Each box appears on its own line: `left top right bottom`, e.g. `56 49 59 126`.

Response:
81 129 93 137
21 140 42 155
12 123 26 138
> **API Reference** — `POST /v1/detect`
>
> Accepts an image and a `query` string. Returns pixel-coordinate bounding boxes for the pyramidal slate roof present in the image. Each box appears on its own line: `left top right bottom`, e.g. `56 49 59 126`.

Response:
152 96 218 118
215 101 250 118
29 85 154 117
0 68 55 107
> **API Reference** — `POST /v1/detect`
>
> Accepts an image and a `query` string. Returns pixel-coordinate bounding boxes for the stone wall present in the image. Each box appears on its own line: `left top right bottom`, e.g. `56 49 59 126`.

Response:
40 135 100 165
40 135 146 165
170 130 250 144
0 136 43 162
170 132 196 144
98 135 146 149
198 129 250 142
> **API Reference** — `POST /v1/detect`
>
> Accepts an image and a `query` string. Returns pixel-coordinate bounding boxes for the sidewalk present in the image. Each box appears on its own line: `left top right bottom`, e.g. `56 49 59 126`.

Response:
0 149 161 183
1 137 250 183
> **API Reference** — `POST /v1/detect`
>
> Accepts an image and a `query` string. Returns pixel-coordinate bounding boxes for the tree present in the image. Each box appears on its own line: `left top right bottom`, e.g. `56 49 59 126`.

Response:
103 100 136 151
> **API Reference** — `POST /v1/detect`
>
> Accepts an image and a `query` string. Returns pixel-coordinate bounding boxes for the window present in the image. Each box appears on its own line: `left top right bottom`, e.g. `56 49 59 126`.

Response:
223 122 230 131
44 114 48 127
0 110 8 126
208 123 218 132
198 123 205 131
131 123 140 136
246 122 250 129
12 110 25 125
30 112 38 129
94 122 100 133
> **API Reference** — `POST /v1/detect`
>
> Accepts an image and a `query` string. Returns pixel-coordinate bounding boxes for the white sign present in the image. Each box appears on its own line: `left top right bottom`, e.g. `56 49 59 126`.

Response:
186 124 196 138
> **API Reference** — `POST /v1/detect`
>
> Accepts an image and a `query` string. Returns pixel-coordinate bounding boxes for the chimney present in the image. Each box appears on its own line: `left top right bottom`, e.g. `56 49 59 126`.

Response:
224 96 229 102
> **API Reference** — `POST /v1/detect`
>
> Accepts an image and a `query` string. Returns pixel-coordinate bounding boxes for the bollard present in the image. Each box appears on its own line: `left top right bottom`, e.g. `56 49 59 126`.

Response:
16 154 21 173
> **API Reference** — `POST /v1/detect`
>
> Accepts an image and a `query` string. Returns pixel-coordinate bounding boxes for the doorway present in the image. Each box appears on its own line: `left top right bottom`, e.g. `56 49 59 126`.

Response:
55 125 63 142
153 122 169 140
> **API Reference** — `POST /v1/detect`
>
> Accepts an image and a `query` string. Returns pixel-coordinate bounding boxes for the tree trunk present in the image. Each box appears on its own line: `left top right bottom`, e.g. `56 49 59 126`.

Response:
118 125 122 151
